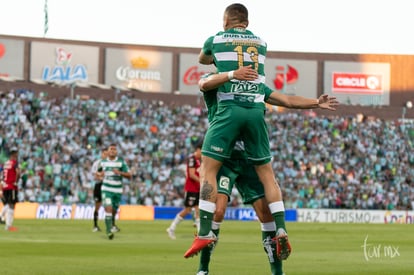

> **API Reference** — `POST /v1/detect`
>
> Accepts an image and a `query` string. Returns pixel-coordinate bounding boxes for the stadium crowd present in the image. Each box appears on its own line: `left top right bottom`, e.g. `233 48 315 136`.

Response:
1 89 413 210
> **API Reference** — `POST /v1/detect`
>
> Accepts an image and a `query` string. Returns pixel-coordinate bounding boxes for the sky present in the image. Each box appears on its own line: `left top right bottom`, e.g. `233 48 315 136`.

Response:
1 0 413 55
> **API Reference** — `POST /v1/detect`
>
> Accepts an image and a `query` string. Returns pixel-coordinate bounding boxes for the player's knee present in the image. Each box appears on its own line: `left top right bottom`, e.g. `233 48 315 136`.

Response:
258 213 274 223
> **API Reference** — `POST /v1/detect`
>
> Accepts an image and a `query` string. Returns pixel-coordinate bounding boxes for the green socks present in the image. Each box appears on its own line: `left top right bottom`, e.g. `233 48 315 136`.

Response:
272 211 286 232
262 231 283 275
198 228 220 272
105 215 112 234
198 210 214 236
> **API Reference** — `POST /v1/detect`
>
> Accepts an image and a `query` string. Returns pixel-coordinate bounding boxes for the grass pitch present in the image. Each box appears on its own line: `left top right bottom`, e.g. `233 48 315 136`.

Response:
1 219 413 274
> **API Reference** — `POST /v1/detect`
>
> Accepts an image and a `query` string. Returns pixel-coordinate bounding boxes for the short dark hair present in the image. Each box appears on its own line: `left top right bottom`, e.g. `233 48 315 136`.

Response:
9 147 18 154
195 140 203 149
225 3 248 24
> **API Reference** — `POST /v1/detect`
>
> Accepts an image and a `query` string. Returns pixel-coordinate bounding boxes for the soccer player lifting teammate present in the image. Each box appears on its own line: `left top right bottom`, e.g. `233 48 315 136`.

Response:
186 3 302 259
195 68 338 275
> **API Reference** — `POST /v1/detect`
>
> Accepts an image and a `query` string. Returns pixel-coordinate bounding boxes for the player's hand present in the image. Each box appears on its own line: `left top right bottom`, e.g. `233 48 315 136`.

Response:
95 171 105 181
233 65 258 81
112 169 121 175
318 94 339 110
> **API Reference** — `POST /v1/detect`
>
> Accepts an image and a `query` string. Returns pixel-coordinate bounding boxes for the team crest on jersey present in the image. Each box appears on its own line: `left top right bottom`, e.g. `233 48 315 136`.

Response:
219 176 230 190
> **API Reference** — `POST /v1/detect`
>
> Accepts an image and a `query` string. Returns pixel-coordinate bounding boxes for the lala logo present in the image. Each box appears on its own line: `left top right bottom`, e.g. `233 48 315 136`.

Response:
42 47 88 83
273 65 298 90
56 47 73 66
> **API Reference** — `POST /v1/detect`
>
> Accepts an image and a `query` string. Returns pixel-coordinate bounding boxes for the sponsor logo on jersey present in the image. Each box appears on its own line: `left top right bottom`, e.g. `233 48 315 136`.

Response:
211 145 223 153
230 81 259 93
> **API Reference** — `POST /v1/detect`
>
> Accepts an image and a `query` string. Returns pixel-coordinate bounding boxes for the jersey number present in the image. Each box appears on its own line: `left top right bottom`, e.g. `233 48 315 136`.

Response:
234 45 259 71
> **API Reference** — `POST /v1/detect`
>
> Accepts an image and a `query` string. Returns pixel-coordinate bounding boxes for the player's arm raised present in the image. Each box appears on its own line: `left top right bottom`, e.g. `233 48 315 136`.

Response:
267 92 339 111
198 69 339 111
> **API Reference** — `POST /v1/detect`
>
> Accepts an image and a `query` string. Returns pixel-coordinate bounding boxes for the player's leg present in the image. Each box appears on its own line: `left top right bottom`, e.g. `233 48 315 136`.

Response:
242 107 290 259
6 203 16 231
93 201 102 231
167 206 191 239
254 164 286 230
237 162 285 274
193 205 200 231
111 208 120 233
198 164 236 274
193 191 200 231
184 157 222 256
4 190 18 231
93 183 102 232
197 107 239 236
197 193 227 274
167 192 198 239
243 108 286 231
198 155 221 236
253 198 284 275
167 209 184 239
253 163 291 260
0 198 9 223
185 179 220 257
102 191 114 239
185 106 240 258
111 194 121 233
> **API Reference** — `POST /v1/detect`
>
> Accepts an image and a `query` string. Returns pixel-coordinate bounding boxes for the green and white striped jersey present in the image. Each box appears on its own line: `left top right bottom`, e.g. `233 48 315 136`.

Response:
201 73 273 123
202 27 267 109
99 157 129 194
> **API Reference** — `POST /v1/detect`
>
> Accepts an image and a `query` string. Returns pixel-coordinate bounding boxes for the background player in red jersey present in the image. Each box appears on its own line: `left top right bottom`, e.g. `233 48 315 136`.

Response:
167 142 202 239
0 147 20 231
